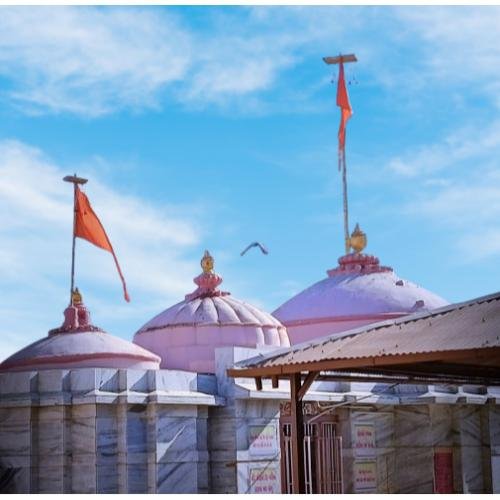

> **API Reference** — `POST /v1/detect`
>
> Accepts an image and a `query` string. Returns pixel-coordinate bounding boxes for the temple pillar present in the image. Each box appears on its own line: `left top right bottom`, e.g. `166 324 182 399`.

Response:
70 403 97 493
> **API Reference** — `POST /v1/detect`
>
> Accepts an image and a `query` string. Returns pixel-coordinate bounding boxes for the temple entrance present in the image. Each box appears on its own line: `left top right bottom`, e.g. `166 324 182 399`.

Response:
279 402 343 494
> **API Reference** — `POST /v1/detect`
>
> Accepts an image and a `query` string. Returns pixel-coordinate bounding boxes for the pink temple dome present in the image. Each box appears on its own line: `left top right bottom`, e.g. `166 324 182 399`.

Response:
273 252 449 345
133 251 290 373
0 291 160 372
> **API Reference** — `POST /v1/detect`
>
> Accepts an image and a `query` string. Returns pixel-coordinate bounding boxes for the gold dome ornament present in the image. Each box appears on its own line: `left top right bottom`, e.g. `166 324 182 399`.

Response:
348 223 367 253
201 250 214 274
71 287 83 305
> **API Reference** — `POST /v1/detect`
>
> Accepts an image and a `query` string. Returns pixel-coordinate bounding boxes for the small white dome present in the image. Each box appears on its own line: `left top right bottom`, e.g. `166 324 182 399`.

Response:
134 251 290 373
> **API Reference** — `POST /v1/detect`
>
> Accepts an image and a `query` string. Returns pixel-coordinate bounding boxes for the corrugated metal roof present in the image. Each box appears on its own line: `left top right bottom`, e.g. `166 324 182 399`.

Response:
237 291 500 370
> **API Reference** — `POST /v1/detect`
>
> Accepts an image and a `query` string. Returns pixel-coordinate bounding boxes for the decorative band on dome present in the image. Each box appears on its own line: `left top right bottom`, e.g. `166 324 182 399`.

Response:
327 253 393 277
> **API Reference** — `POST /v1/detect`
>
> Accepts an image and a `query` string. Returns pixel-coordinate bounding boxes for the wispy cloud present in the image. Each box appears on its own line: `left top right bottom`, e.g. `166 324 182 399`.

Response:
0 139 204 360
1 6 499 117
0 7 192 116
0 6 359 116
395 7 500 98
388 121 500 262
388 120 500 177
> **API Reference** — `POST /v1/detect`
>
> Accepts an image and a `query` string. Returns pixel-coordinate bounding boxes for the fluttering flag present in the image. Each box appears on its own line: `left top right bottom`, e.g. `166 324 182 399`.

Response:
336 60 353 171
74 186 130 302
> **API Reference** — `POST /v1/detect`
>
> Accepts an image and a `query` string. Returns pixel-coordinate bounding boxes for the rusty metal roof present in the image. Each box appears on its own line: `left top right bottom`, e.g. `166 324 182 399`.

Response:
234 291 500 374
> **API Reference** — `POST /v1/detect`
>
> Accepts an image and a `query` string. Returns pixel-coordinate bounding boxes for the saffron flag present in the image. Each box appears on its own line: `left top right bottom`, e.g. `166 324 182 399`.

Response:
336 60 352 167
74 186 130 302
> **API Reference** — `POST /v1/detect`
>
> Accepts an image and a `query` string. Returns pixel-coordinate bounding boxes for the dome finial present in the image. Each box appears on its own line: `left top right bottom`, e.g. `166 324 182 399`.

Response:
349 223 367 253
201 250 214 274
71 287 82 305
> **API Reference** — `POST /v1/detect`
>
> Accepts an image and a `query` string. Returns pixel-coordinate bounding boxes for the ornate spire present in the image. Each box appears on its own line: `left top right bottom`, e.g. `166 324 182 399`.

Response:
348 223 367 254
185 250 229 301
200 250 214 274
49 288 104 336
71 287 83 305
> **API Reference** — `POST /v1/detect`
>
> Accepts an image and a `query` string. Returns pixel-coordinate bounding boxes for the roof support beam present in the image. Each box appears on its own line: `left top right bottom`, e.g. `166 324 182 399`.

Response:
298 371 319 400
290 373 305 494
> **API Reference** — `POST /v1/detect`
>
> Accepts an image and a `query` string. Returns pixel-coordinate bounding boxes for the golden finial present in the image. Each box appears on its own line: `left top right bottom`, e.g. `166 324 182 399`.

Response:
349 223 367 253
71 287 82 305
200 250 214 274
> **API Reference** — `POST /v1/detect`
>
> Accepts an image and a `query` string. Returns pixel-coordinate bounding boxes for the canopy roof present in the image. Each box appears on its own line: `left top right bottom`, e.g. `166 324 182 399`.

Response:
229 291 500 386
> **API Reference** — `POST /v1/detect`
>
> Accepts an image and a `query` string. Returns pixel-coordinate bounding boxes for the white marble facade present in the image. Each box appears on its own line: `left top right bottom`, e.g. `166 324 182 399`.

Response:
1 350 499 494
0 367 220 494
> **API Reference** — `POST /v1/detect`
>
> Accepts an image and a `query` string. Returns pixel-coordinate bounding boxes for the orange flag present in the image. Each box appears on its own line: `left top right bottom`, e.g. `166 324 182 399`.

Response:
75 186 130 302
336 60 352 167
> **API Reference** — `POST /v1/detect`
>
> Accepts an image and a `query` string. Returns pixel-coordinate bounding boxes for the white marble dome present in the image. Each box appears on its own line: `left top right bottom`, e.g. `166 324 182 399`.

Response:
273 252 449 344
0 295 160 372
134 251 290 373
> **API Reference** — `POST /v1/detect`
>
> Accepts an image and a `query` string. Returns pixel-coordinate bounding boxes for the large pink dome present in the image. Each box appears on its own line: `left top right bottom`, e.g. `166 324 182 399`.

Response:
273 252 449 345
134 251 290 373
0 293 160 372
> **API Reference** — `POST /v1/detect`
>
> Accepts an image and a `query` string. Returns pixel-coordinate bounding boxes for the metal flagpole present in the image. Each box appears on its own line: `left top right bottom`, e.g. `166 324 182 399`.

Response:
323 53 357 255
63 174 88 304
341 151 350 255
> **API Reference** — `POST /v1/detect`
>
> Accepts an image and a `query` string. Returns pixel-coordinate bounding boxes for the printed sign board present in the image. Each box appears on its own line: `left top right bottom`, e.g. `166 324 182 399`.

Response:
248 467 280 494
353 460 377 492
248 424 278 456
353 423 376 457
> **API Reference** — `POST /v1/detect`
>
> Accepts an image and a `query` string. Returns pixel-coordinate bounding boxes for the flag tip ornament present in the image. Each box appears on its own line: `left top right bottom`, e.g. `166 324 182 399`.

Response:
64 174 130 303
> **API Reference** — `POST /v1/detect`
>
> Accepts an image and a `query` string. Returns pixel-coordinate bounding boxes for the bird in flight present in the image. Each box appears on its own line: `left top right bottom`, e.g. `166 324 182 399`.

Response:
240 242 269 256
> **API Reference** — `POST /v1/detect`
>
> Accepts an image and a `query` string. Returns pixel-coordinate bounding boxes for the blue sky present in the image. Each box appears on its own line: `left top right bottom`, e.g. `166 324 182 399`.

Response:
1 5 499 360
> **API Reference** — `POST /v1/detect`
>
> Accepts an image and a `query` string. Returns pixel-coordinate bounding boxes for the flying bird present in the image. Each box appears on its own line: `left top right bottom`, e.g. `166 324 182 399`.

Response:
240 242 269 256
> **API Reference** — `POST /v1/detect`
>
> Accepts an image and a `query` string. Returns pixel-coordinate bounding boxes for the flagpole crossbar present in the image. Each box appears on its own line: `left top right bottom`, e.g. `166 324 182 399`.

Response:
323 54 357 65
63 175 88 185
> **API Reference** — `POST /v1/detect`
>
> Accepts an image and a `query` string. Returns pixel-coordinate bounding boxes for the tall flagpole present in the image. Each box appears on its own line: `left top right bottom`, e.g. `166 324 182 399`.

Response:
63 174 88 304
323 53 357 255
341 151 350 255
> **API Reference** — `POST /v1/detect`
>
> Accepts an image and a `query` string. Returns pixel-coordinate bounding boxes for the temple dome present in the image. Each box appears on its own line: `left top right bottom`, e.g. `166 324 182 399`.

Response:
133 251 290 373
0 291 160 372
273 252 449 345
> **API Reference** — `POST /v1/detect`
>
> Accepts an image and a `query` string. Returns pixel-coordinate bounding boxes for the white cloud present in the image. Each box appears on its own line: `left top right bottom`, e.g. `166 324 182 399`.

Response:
396 7 500 91
0 7 192 116
382 115 500 262
0 139 203 361
0 6 359 115
388 120 500 177
0 6 499 116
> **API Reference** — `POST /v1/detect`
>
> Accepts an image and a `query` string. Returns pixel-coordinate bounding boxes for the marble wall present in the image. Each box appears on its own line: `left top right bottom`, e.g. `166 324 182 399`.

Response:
210 346 283 494
339 402 496 494
0 368 219 494
1 361 499 494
